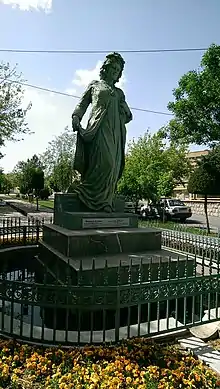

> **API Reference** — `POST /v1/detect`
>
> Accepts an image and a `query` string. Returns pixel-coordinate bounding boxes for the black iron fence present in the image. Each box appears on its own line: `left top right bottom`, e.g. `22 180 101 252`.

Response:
0 251 220 345
162 229 220 261
0 217 53 248
1 218 220 258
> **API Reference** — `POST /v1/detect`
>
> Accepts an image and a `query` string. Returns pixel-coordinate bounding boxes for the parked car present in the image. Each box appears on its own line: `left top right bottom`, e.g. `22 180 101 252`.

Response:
125 201 144 214
156 198 192 222
140 203 161 220
140 198 192 222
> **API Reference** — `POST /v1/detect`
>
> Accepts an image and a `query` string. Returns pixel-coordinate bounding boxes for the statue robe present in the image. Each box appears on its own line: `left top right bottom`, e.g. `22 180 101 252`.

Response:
72 79 132 211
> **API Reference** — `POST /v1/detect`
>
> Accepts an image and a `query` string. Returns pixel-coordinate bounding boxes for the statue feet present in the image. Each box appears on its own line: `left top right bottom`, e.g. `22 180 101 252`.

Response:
103 205 112 213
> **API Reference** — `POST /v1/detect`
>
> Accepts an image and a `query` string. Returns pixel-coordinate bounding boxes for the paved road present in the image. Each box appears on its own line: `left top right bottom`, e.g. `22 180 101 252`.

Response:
187 214 220 230
0 202 53 227
1 194 220 230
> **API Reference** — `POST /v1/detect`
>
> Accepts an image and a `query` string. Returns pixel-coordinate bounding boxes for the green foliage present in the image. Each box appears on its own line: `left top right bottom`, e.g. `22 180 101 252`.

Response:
188 147 220 233
39 126 78 192
32 168 44 196
39 187 51 200
0 170 15 193
188 166 217 195
167 44 220 145
13 154 44 195
40 126 76 177
0 62 32 157
51 152 75 192
117 130 189 203
188 147 220 195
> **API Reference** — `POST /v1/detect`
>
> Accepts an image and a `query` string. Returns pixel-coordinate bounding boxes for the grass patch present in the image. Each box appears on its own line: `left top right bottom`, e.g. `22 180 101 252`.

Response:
8 196 54 210
140 220 218 237
37 200 54 209
0 338 219 388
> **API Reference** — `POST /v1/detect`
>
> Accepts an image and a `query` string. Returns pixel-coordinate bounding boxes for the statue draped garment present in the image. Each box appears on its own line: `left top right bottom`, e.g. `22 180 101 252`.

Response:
72 80 132 211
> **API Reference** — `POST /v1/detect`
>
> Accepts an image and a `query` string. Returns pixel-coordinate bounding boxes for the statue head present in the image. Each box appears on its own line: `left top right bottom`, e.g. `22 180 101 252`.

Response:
100 52 125 84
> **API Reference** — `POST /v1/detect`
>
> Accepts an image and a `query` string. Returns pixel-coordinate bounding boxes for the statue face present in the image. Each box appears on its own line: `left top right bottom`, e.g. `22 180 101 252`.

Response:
106 61 122 83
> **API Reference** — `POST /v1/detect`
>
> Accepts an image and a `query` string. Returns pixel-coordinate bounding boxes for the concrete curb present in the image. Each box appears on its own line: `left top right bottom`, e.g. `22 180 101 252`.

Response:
178 336 220 375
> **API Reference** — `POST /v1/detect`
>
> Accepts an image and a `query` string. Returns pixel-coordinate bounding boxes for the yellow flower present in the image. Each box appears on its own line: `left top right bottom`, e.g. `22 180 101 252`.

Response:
126 376 132 384
11 374 18 382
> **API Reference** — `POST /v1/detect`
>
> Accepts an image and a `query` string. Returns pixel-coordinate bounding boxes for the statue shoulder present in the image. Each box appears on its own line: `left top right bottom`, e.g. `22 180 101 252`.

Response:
88 80 99 88
115 87 125 100
83 80 99 94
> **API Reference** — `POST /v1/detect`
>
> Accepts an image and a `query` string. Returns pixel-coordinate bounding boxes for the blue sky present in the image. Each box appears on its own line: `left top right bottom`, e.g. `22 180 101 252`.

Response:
0 0 220 172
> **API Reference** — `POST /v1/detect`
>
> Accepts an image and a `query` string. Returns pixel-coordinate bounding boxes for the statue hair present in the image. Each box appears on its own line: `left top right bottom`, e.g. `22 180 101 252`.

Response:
100 52 125 84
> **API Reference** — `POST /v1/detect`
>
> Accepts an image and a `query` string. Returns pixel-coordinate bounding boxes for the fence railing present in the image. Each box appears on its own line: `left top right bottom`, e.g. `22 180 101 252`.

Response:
0 251 220 345
1 218 219 257
0 217 53 247
162 230 220 261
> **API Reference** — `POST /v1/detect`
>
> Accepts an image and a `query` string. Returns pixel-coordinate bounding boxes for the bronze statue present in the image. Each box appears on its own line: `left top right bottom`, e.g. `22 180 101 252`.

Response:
71 52 132 213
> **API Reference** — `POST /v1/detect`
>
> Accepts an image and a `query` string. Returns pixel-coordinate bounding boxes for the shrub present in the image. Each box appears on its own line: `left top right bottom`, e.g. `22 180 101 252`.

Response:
39 187 51 200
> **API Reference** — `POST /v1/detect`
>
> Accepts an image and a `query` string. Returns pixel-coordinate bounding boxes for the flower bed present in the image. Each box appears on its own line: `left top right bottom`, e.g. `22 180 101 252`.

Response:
0 338 219 388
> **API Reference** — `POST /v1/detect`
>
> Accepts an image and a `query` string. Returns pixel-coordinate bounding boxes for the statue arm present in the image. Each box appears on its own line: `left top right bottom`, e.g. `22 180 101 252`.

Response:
118 89 133 124
72 81 95 121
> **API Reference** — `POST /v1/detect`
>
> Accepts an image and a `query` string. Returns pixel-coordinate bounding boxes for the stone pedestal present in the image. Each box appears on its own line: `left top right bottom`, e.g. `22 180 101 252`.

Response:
39 193 177 333
54 193 138 230
42 224 161 258
41 192 162 281
38 240 195 332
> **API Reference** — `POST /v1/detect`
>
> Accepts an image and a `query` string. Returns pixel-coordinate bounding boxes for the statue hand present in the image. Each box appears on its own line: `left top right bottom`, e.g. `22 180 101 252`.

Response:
72 115 80 132
120 102 132 123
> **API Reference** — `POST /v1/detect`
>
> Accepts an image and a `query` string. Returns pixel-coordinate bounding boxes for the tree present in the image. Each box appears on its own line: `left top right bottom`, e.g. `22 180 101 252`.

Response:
2 175 13 194
40 126 76 177
117 130 189 208
188 148 220 233
13 154 44 195
39 187 51 200
51 152 75 192
0 62 32 157
0 170 15 194
32 168 44 210
39 126 78 192
0 168 5 192
167 44 220 146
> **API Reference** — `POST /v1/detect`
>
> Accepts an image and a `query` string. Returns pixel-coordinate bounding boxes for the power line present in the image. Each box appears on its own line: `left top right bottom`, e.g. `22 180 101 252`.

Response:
7 79 173 116
0 47 209 54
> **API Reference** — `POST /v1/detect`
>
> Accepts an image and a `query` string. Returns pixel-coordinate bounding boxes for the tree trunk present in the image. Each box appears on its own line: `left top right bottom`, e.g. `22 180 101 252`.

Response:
135 198 139 214
204 194 210 234
36 196 39 211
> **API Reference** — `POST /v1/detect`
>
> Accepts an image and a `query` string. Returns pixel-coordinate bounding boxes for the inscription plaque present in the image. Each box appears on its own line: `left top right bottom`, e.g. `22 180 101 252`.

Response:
82 217 130 229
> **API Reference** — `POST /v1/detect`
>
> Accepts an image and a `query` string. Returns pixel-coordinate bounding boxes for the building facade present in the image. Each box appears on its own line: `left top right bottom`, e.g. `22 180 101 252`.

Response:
173 149 210 199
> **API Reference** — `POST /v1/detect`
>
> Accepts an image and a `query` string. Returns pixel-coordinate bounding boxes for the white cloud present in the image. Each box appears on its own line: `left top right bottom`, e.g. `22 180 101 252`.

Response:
0 0 52 12
72 60 126 90
1 86 76 172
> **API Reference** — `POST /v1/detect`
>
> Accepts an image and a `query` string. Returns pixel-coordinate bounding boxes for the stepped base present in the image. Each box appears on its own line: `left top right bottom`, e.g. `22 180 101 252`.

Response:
42 224 161 258
38 241 194 331
39 241 194 285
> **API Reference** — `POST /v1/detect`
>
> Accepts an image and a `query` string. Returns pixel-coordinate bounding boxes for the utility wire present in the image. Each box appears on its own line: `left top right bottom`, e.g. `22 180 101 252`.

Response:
0 47 208 54
7 79 173 116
